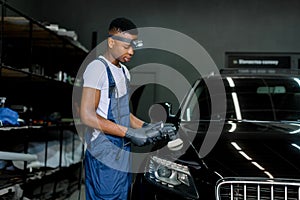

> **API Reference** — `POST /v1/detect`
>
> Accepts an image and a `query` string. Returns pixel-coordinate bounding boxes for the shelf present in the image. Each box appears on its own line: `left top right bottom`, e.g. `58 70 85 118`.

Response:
0 124 84 198
0 3 84 199
0 64 77 86
1 16 88 52
0 162 83 199
0 65 77 121
1 15 88 77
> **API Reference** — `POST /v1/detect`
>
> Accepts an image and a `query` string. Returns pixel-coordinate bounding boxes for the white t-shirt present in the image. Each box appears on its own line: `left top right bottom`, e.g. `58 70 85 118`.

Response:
83 56 131 119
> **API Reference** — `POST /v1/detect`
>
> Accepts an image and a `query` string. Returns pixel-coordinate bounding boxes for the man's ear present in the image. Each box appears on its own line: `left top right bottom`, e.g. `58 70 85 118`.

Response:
108 37 114 48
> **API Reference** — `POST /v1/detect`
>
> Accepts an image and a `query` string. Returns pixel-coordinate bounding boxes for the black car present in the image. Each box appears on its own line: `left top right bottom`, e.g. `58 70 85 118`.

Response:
131 68 300 200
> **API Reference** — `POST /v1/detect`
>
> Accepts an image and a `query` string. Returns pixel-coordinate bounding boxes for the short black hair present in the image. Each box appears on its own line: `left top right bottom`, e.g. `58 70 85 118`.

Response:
109 17 138 35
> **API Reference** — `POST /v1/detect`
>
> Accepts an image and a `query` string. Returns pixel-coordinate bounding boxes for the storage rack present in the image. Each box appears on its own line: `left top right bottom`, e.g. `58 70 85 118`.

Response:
0 1 87 199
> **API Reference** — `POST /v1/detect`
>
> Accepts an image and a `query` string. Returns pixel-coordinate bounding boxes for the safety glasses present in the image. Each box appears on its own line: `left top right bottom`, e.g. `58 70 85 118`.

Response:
109 35 143 49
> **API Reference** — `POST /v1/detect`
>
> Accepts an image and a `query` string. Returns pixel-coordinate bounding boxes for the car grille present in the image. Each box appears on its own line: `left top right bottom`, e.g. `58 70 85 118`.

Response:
216 178 300 200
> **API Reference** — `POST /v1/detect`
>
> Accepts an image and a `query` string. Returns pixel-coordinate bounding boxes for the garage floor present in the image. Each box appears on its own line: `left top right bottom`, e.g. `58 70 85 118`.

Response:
67 185 85 200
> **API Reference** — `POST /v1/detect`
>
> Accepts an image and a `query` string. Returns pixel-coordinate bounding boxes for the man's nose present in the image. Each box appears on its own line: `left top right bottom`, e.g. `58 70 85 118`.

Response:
128 46 134 56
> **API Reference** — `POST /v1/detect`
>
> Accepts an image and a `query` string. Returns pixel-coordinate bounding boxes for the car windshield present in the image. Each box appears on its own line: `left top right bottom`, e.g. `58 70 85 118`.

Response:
181 76 300 121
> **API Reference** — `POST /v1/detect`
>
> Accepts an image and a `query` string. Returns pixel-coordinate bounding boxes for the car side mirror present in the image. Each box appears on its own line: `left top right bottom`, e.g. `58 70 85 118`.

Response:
148 102 183 151
148 102 179 125
148 103 168 123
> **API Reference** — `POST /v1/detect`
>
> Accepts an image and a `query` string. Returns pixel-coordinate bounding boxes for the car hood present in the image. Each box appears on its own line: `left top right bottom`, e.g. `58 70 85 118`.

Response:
179 120 300 179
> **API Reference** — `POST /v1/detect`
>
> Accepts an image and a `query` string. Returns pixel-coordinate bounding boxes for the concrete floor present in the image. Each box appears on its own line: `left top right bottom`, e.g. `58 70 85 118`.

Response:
67 185 85 200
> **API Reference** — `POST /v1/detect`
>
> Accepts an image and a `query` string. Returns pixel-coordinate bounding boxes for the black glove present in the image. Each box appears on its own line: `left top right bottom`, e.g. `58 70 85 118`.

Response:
142 121 164 143
125 124 162 146
125 127 148 146
145 122 177 143
142 121 163 129
161 123 177 140
126 123 177 146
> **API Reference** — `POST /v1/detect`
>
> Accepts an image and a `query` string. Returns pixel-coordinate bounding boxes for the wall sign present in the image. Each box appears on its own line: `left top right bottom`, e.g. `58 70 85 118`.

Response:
225 52 300 69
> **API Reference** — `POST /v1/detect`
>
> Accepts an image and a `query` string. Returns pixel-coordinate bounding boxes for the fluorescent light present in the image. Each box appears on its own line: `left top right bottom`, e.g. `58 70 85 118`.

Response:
290 128 300 134
239 151 252 160
186 108 191 121
251 161 265 171
264 171 274 179
226 77 235 87
231 92 242 120
228 121 237 132
231 142 241 150
289 123 300 134
292 143 300 150
293 78 300 87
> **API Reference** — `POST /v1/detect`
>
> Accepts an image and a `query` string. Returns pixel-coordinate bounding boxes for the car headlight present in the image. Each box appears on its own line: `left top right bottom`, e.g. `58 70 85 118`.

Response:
145 156 199 199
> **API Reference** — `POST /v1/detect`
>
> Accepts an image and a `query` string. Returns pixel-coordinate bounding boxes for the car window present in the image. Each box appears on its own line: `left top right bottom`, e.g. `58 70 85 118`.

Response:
230 78 273 120
266 78 300 120
181 76 300 122
181 78 219 121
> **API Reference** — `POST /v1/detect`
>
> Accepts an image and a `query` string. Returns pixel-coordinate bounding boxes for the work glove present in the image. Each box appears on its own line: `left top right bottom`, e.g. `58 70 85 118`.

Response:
145 122 177 143
125 127 149 146
126 122 177 146
142 121 164 129
161 123 177 140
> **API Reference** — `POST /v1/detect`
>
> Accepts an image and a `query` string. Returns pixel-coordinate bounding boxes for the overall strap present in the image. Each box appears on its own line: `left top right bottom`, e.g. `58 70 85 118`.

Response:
121 67 129 82
96 58 115 98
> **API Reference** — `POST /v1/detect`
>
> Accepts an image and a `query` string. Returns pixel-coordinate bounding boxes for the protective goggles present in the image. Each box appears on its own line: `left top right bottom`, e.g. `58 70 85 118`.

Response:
108 35 143 49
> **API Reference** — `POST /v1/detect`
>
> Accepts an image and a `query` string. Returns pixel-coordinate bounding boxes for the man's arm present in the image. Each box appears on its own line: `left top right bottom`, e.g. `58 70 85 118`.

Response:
130 113 145 128
80 87 127 137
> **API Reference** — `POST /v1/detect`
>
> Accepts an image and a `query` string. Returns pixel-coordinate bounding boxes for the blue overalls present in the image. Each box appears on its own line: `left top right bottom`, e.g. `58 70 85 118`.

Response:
84 58 132 200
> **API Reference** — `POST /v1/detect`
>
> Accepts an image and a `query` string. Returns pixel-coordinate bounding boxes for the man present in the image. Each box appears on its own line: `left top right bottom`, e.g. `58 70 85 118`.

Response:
80 17 165 199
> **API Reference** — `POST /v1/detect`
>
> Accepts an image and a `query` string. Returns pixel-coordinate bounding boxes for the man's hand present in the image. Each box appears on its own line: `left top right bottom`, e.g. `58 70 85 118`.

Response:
142 121 163 129
161 123 177 140
126 122 177 146
145 122 177 143
125 127 148 146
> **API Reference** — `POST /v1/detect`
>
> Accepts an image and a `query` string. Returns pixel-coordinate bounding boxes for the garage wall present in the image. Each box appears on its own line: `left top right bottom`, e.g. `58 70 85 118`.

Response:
7 0 300 68
5 0 300 119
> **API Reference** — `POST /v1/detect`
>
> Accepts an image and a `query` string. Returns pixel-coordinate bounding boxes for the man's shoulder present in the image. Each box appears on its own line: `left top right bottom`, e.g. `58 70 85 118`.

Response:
86 58 106 71
83 58 108 81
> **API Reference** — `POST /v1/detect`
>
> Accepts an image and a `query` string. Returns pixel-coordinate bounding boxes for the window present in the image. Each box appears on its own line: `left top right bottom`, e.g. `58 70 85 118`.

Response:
182 76 300 122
